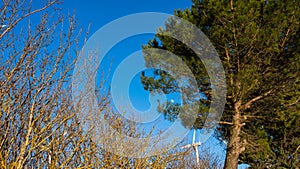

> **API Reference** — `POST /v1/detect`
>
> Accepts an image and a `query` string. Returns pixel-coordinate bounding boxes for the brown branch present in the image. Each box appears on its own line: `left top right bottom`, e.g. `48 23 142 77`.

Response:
292 144 300 157
218 121 234 125
242 115 264 120
280 12 295 49
244 90 273 109
288 99 300 107
0 0 57 39
16 87 43 169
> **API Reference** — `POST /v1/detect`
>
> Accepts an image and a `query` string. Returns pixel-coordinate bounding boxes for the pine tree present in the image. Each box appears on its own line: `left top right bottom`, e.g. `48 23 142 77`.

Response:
141 0 300 168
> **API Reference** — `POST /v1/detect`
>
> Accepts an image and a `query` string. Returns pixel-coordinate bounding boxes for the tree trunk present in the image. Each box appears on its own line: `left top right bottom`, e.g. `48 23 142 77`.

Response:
224 101 246 169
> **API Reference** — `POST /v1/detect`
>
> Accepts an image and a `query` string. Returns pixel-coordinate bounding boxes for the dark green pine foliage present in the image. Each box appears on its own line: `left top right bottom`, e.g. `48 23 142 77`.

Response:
141 0 300 168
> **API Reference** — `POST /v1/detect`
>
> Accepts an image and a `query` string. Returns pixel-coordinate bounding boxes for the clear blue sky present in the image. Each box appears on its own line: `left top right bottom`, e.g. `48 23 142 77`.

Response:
61 0 194 111
64 0 193 33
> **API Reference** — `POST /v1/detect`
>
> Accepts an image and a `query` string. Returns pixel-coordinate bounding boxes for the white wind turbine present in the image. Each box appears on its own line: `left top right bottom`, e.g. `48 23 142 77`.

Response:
181 129 201 168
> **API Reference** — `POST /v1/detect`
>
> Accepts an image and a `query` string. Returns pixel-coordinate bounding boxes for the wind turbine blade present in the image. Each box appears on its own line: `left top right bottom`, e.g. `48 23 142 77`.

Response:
180 144 192 149
192 129 196 144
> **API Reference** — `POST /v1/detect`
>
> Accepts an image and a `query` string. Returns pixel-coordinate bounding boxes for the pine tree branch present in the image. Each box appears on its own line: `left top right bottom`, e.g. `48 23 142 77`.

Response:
243 90 273 109
288 99 300 107
292 145 300 157
218 121 234 125
280 12 295 50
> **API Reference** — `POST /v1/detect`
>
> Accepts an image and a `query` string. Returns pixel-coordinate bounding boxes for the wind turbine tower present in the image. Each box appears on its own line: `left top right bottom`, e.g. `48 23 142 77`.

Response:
181 129 201 168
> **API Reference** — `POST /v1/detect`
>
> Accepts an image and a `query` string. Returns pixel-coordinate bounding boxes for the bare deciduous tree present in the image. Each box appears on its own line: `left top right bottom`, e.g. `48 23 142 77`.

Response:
0 0 101 168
